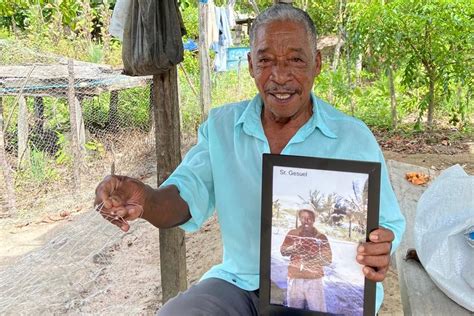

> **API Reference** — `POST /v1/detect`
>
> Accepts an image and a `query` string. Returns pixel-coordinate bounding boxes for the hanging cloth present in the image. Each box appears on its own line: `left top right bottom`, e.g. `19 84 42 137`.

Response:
122 0 186 76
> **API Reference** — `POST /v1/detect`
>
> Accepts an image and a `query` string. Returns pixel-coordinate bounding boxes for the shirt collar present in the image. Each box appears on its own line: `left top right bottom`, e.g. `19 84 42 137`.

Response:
235 92 338 141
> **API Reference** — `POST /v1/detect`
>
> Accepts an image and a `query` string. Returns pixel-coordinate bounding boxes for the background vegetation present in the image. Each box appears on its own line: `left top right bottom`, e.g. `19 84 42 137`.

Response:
1 0 472 146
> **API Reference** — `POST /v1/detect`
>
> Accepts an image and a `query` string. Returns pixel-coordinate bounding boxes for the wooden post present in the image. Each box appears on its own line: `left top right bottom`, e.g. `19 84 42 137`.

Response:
0 97 16 216
152 67 187 303
33 97 44 133
108 90 119 132
17 96 29 169
75 96 87 152
198 1 212 122
67 59 82 193
148 82 155 142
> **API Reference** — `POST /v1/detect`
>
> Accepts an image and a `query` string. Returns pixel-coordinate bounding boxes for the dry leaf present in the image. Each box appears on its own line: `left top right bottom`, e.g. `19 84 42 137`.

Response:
405 172 430 185
59 210 70 218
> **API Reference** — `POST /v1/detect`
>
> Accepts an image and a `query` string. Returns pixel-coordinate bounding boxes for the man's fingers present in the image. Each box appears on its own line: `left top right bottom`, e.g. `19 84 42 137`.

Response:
369 227 394 243
358 242 391 256
95 176 120 209
357 254 390 268
362 265 389 282
99 210 130 231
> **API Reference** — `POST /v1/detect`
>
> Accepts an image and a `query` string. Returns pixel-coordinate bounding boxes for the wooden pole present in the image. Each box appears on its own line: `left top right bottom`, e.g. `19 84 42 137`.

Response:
33 97 44 133
152 67 187 303
108 90 119 132
198 1 212 122
67 59 82 193
17 96 29 169
0 97 16 216
75 96 87 152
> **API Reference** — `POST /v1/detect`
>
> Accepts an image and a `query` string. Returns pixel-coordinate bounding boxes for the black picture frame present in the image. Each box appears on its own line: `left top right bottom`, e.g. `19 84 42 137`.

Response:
260 154 381 316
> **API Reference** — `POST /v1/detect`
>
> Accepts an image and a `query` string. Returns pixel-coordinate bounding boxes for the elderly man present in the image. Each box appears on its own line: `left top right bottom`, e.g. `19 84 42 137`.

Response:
94 4 405 316
281 209 332 311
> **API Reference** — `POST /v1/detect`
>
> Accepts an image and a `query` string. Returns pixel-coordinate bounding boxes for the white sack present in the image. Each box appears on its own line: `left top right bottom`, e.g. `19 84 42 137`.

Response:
414 164 474 311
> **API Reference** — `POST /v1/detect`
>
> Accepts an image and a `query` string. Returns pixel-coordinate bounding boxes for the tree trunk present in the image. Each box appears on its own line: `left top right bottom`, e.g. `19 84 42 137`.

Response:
387 66 398 129
332 0 345 72
67 59 82 193
152 67 187 304
346 37 355 116
348 218 352 239
198 2 212 122
355 53 363 84
0 97 16 216
427 71 435 126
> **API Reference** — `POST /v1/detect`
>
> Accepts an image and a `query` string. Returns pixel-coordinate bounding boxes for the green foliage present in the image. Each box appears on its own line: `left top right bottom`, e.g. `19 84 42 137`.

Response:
1 0 472 135
88 43 104 63
55 133 72 165
347 0 473 127
180 2 198 40
85 139 105 158
305 0 338 35
17 148 59 184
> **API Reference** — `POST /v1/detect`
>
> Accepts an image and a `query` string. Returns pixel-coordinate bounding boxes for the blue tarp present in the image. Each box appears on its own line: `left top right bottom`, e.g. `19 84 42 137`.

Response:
183 39 198 51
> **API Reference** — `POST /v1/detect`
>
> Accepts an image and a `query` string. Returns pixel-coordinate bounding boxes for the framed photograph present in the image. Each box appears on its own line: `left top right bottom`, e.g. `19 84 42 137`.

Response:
260 154 381 316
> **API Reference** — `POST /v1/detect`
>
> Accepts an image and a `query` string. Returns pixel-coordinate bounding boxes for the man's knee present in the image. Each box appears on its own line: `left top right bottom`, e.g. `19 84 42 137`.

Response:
157 278 259 316
158 291 206 316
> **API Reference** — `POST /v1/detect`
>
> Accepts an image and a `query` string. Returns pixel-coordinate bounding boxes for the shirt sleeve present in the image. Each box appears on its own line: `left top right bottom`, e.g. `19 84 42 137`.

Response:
161 120 215 232
377 149 406 254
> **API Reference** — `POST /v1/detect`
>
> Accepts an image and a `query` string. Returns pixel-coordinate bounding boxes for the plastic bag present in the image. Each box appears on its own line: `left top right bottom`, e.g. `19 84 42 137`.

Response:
109 0 131 41
122 0 186 76
414 164 474 311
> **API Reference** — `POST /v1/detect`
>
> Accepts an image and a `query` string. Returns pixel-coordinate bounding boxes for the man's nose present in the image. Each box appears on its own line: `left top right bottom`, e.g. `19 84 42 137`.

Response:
270 61 292 84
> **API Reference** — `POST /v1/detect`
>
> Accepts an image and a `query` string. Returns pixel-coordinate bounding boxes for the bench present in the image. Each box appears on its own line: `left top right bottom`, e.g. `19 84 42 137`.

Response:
388 160 472 315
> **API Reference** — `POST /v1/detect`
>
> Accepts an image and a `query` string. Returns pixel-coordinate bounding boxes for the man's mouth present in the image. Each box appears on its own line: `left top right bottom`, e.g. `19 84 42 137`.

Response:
269 92 295 101
274 93 292 100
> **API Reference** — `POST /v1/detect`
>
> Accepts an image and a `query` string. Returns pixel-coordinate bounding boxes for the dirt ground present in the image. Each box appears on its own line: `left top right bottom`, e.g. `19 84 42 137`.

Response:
0 129 472 315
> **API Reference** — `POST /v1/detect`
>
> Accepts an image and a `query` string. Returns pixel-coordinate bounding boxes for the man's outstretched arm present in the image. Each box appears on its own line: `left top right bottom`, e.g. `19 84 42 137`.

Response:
95 175 190 231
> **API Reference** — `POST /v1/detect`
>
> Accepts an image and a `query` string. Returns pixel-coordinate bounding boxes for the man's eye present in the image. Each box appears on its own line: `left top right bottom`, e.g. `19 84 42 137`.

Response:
291 58 303 63
259 58 270 63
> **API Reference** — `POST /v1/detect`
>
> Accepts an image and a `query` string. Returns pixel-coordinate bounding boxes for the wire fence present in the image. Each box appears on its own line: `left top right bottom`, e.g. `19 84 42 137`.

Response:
0 40 174 314
0 40 156 219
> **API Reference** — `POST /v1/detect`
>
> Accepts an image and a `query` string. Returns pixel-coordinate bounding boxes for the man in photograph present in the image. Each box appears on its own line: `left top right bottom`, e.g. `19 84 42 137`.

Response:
280 209 332 311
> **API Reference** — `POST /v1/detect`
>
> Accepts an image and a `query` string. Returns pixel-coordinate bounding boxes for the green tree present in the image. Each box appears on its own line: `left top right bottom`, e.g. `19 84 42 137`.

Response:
349 0 473 128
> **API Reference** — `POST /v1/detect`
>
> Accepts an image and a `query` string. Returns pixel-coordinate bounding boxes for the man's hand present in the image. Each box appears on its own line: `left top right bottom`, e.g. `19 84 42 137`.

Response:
94 175 150 232
356 227 394 282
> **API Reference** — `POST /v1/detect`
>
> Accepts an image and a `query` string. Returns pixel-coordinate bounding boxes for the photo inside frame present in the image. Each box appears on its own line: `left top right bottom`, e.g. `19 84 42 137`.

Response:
270 165 369 316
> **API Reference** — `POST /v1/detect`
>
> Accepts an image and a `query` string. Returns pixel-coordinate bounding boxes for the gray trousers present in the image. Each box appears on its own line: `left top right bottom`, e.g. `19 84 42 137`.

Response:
158 278 260 316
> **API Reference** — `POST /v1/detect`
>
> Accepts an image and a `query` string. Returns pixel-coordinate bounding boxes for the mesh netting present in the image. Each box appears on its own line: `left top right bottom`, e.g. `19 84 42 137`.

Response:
0 40 155 217
0 204 162 314
285 235 332 273
0 40 173 314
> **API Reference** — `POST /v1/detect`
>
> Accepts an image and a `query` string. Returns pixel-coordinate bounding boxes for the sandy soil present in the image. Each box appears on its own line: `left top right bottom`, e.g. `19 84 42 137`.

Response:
0 132 471 314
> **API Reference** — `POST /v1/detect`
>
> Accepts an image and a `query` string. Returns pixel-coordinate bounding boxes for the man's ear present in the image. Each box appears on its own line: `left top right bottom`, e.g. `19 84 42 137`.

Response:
248 52 255 78
314 50 322 77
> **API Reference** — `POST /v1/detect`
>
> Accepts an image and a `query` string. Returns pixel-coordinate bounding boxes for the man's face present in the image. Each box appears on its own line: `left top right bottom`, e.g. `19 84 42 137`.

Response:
299 211 315 230
248 20 321 120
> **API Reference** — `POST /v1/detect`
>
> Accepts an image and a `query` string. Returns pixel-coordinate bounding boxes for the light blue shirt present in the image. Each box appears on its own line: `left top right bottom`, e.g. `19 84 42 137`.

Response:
162 93 406 311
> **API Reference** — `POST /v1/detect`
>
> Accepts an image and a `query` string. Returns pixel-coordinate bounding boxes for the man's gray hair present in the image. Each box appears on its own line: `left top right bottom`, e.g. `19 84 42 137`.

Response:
249 4 317 56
